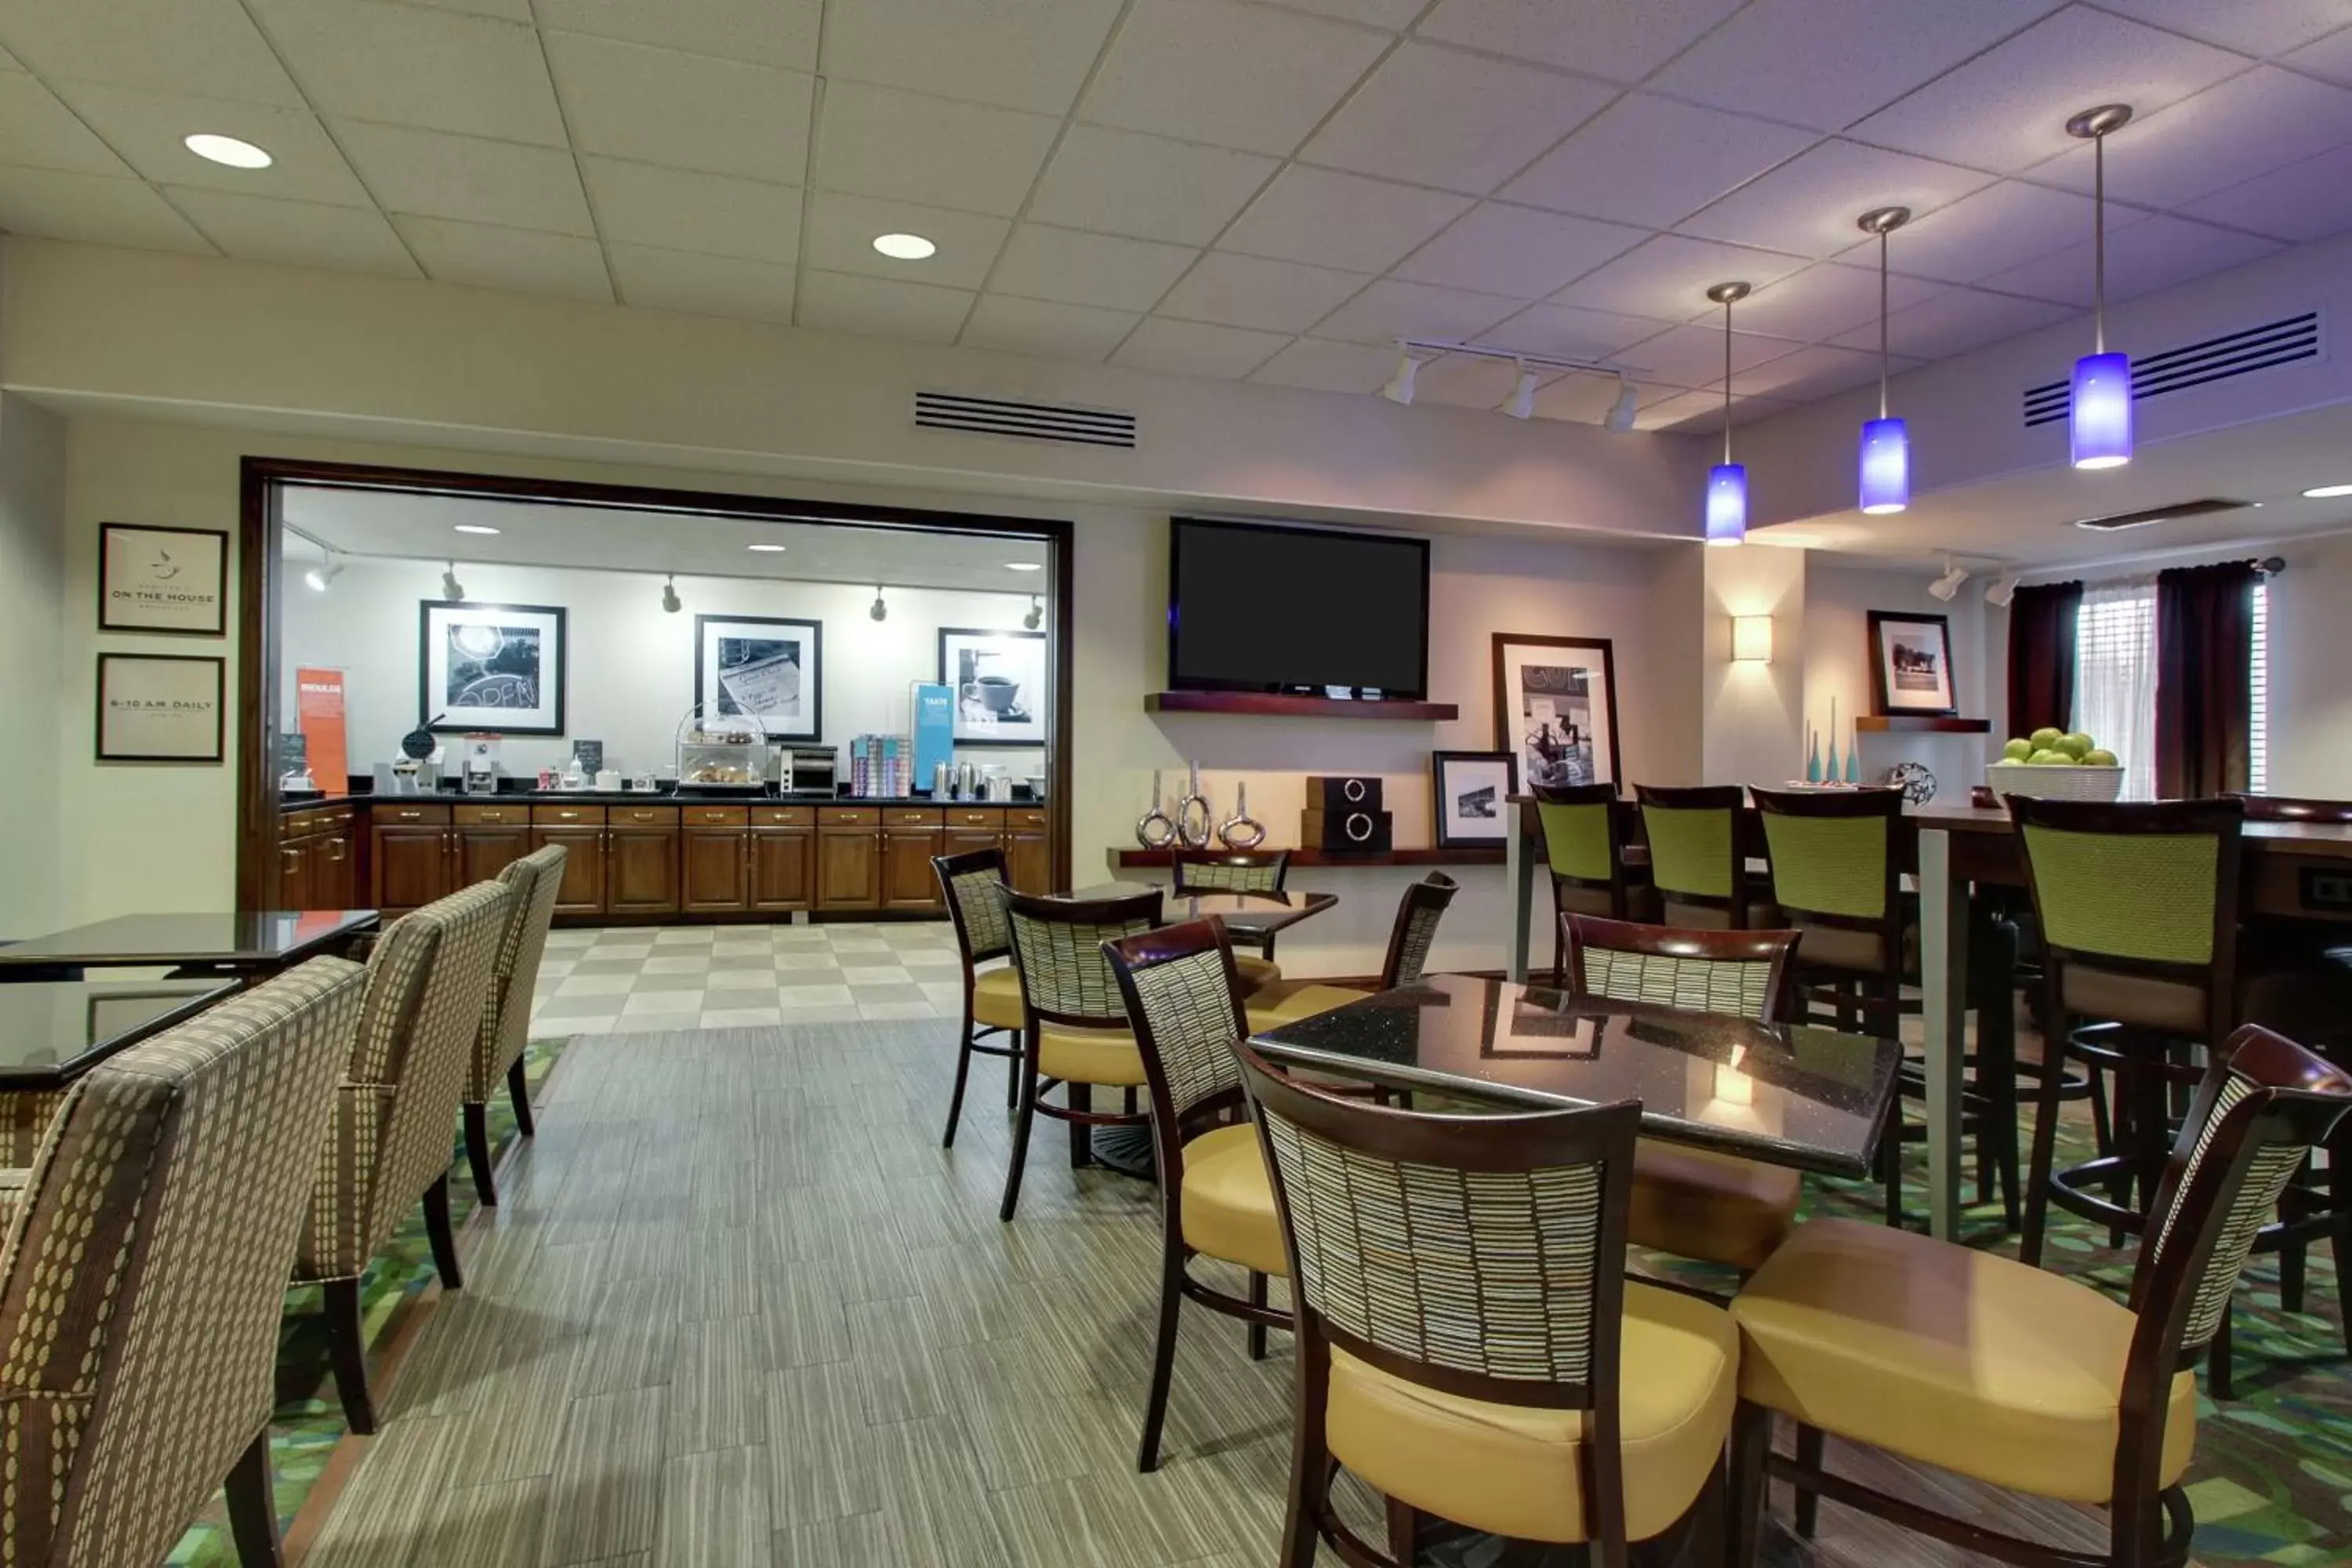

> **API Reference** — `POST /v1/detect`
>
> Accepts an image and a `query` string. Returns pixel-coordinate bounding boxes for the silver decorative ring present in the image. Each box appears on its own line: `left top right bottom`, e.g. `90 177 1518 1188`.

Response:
1218 813 1267 850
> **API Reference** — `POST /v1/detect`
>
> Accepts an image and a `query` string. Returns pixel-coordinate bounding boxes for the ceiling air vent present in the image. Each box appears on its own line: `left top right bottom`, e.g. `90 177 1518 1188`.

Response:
914 391 1137 449
2023 310 2321 428
2072 497 2252 532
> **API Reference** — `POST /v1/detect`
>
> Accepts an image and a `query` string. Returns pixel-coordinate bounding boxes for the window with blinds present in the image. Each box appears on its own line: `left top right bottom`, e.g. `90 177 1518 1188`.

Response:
2249 580 2269 794
2074 583 2157 800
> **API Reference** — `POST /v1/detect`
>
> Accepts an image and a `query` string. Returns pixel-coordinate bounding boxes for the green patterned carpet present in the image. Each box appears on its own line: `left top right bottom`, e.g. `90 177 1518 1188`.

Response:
165 1037 567 1567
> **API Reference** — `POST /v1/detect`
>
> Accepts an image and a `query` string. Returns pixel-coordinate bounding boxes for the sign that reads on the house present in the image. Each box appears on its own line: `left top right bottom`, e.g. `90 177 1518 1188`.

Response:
100 523 228 636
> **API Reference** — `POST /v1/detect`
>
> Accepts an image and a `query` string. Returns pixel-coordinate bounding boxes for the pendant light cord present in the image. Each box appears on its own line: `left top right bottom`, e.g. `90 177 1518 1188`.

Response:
2092 130 2106 355
1877 230 1890 420
1721 296 1733 465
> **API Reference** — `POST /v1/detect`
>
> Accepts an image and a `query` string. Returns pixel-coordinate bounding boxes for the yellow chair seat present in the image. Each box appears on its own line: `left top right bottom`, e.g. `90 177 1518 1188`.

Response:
971 964 1025 1030
1327 1281 1737 1544
1178 1123 1287 1277
1244 982 1369 1033
1729 1218 2195 1504
1037 1025 1148 1087
1630 1140 1802 1272
1232 953 1283 994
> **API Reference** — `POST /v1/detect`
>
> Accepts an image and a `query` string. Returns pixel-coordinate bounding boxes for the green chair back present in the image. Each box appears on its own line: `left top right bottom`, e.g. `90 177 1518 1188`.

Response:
2016 815 2230 966
1752 789 1898 924
1536 794 1616 884
1635 786 1744 903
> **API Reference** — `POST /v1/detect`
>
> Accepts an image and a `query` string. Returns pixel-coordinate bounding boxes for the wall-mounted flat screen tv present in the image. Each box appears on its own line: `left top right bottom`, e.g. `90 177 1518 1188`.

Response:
1167 517 1430 699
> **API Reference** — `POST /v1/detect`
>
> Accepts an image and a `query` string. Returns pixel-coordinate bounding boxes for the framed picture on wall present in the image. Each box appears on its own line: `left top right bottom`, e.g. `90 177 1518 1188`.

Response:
939 626 1048 746
1867 611 1957 716
1492 635 1621 789
1430 750 1519 848
695 614 822 742
99 523 228 636
96 652 224 762
419 601 568 735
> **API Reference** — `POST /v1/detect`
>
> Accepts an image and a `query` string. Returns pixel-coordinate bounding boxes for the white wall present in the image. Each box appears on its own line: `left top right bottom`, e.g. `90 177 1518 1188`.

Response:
280 555 1044 781
1804 557 1994 797
1701 545 1806 786
0 392 65 938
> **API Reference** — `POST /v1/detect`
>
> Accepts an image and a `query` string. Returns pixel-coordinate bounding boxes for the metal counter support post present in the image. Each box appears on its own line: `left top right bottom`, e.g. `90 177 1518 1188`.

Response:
1917 825 1969 1240
1505 797 1536 983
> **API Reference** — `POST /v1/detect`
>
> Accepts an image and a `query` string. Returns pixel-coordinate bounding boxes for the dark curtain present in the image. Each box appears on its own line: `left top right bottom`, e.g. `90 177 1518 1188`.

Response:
2155 560 2256 799
2005 580 2082 739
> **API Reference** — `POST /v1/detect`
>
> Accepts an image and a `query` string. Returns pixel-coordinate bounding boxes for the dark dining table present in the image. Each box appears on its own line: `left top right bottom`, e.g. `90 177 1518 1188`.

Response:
1248 973 1904 1179
0 910 380 982
1058 885 1338 943
0 978 239 1089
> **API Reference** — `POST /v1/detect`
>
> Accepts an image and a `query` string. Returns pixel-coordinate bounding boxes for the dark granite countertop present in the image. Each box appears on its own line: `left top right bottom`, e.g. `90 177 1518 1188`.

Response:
281 789 1046 814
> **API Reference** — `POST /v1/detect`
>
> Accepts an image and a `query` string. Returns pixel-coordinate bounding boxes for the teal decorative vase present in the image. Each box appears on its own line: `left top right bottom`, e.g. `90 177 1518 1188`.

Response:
1846 734 1863 783
1806 728 1823 784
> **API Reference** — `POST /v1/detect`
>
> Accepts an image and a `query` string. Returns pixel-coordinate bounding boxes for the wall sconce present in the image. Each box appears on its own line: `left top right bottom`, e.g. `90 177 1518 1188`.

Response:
1731 615 1773 664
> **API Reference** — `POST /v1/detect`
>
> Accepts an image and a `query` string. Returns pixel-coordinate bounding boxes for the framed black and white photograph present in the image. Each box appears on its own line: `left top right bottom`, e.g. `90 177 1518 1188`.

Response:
419 601 567 736
1492 634 1621 789
1867 611 1957 717
1431 750 1519 848
939 626 1048 746
96 653 224 762
695 615 822 742
99 523 228 636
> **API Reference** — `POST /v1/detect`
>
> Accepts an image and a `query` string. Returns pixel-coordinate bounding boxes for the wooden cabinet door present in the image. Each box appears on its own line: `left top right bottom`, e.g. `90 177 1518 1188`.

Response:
940 827 1000 858
883 829 945 909
1005 831 1051 895
682 829 750 913
372 826 452 913
459 826 529 884
277 839 313 911
314 831 358 909
607 826 681 915
750 829 812 912
531 827 606 914
816 829 880 909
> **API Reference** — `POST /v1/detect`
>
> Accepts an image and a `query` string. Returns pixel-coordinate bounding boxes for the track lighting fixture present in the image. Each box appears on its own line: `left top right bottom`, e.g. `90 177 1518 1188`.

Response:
2067 103 2135 470
1704 281 1751 546
441 562 466 602
869 586 888 622
661 573 682 614
1022 595 1044 631
1504 361 1539 420
303 554 343 593
1381 353 1419 406
1605 376 1639 434
1984 572 2020 608
1928 557 1969 602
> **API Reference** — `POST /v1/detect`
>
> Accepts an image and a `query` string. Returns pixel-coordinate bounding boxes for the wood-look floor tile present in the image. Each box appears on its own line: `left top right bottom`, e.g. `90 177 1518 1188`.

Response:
936 1334 1123 1493
572 1277 683 1398
655 1445 770 1568
866 1414 1014 1568
666 1318 769 1457
304 1414 464 1568
765 1360 884 1526
751 1271 851 1370
394 1475 546 1568
445 1324 583 1485
681 1231 763 1320
848 1294 947 1425
537 1386 666 1567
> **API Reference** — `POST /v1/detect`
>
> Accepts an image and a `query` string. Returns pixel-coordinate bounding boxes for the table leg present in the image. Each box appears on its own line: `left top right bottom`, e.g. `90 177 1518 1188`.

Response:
1918 827 1969 1241
1505 798 1534 984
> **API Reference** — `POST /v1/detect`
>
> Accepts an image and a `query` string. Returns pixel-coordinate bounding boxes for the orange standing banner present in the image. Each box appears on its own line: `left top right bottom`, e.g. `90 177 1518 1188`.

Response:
296 666 350 798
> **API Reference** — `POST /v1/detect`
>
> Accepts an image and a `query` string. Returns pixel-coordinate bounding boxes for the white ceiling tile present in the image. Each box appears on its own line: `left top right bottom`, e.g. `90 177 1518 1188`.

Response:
1973 212 2281 305
1156 252 1370 332
989 224 1198 311
580 157 800 264
336 122 593 234
1392 202 1646 299
803 191 1010 289
1549 234 1808 321
1712 341 1905 399
1417 0 1748 83
0 74 133 176
1111 317 1290 378
0 42 24 71
1648 0 2067 132
250 0 567 144
1298 42 1616 194
960 294 1139 361
1218 165 1472 271
796 267 974 342
1501 95 1817 229
1530 371 1636 423
1476 301 1671 358
1410 353 1529 411
533 0 821 69
1837 180 2096 285
1080 0 1392 155
607 244 797 323
393 215 612 299
1271 0 1425 26
542 31 812 182
403 0 532 17
1027 125 1279 245
1826 286 2075 358
49 79 369 204
1247 336 1400 393
1634 387 1794 434
814 82 1059 218
1616 322 1804 387
1310 278 1522 344
1726 261 1947 340
2023 67 2352 209
2288 27 2352 85
1849 8 2249 173
0 165 212 252
162 186 419 274
0 0 304 105
1679 140 1995 259
821 0 1124 115
2087 0 2352 57
2179 140 2352 241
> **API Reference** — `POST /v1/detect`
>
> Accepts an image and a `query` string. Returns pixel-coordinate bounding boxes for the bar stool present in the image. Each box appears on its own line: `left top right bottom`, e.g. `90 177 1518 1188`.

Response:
1533 783 1659 977
1635 784 1778 930
1171 848 1288 992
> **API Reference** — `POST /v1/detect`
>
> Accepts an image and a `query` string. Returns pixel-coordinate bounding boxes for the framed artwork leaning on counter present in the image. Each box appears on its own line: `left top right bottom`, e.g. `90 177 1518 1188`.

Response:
697 614 822 743
1492 633 1621 789
422 601 568 736
1431 750 1518 848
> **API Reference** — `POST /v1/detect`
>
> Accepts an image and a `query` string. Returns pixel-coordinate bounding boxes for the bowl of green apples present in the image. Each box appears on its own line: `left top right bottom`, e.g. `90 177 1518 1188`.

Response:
1986 728 2124 801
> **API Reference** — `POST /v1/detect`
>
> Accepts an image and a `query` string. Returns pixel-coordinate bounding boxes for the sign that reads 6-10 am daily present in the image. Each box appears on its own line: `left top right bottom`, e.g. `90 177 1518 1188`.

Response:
100 523 228 637
97 654 224 763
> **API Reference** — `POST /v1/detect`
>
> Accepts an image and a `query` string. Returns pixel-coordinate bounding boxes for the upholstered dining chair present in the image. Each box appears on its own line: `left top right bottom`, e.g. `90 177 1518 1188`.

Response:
1635 784 1778 930
998 885 1162 1222
1533 783 1660 975
1104 918 1289 1473
1726 1024 2352 1568
1171 848 1290 990
934 847 1025 1149
462 844 564 1205
1561 913 1805 1279
1234 1044 1738 1568
1246 872 1459 1029
296 879 512 1433
0 956 365 1568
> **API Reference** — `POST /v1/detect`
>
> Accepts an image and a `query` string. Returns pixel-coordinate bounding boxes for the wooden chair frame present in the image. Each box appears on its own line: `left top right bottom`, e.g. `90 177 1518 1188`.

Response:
1559 911 1798 1021
1375 871 1457 989
1634 783 1757 928
932 846 1022 1149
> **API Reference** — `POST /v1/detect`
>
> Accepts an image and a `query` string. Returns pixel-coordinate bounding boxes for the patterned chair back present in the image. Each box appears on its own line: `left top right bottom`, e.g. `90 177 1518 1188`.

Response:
473 844 567 1099
1236 1041 1640 1414
0 957 365 1568
1563 913 1794 1023
1635 784 1751 923
1105 920 1253 1179
1172 850 1290 895
935 846 1013 964
1005 886 1163 1029
1378 872 1458 989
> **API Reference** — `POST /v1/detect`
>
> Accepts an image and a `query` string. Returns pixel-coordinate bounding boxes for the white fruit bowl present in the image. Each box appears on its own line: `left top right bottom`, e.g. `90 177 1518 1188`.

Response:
1984 762 2125 803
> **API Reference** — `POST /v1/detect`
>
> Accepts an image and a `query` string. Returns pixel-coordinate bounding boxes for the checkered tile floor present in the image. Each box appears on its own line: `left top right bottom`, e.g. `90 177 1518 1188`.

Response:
528 920 967 1033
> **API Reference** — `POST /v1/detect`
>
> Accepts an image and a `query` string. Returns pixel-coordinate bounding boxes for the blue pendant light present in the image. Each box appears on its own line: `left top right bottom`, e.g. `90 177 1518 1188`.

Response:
2067 103 2135 470
1856 205 1911 514
1704 280 1751 546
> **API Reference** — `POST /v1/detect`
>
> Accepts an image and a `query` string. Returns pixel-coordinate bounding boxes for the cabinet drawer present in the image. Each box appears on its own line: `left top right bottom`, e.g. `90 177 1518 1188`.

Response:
680 804 746 827
753 805 814 828
456 803 530 826
886 806 944 828
613 804 682 826
1007 809 1049 829
819 807 878 828
374 803 452 826
942 807 1003 830
532 804 606 826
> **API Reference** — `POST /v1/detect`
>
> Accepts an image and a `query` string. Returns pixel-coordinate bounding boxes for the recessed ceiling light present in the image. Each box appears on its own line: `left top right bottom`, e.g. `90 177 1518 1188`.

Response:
1004 561 1043 572
746 543 787 553
872 232 936 260
184 132 272 169
2303 483 2352 499
452 524 500 535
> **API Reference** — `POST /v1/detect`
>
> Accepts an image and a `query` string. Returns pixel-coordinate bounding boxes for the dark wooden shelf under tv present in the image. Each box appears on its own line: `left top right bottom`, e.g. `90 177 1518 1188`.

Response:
1113 846 1503 870
1144 691 1460 721
1856 716 1992 734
